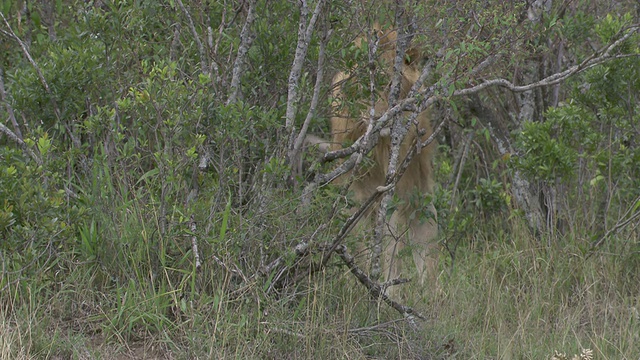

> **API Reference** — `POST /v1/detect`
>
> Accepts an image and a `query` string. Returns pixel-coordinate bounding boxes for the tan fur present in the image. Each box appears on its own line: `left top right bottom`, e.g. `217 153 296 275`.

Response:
330 28 438 290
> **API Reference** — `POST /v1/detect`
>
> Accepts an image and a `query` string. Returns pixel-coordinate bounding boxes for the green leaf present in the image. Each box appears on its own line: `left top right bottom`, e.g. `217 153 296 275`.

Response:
589 174 605 186
447 83 456 96
37 134 51 156
632 198 640 214
136 168 159 185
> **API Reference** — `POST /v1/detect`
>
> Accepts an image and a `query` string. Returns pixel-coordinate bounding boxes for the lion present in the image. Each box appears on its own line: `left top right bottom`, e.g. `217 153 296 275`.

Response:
329 27 438 292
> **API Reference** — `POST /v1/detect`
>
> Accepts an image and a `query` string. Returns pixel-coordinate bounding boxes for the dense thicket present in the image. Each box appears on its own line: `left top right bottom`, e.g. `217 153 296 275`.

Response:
0 1 639 358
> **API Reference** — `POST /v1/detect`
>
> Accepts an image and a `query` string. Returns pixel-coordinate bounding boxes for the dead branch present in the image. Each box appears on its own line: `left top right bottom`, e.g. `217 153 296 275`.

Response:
455 24 640 97
370 17 414 281
0 121 41 165
334 245 426 327
288 17 638 325
303 24 640 234
0 68 21 139
298 118 446 284
0 68 41 164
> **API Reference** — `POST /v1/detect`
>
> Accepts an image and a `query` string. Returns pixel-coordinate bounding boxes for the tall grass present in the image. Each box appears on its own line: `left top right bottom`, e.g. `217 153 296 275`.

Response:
3 221 638 358
1 154 639 358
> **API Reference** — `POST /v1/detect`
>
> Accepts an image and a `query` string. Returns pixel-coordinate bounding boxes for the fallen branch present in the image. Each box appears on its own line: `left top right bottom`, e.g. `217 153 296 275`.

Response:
334 244 426 327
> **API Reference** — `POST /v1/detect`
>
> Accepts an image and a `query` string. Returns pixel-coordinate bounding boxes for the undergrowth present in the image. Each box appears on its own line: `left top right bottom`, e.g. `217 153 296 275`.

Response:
2 200 639 359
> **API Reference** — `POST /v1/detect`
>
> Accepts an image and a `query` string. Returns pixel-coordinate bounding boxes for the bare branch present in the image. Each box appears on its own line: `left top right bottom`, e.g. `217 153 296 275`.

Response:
313 24 640 190
0 65 41 164
0 68 21 139
169 23 182 63
455 25 640 97
0 121 42 165
335 245 426 327
176 0 207 75
588 195 640 256
0 11 80 148
310 119 446 275
227 0 257 105
290 21 330 178
259 223 328 279
371 18 414 280
296 18 639 302
0 12 51 98
449 132 474 210
361 28 381 158
285 0 325 141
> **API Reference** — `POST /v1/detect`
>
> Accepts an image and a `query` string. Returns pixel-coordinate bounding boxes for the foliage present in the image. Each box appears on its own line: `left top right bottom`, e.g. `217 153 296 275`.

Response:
507 11 640 239
0 0 639 358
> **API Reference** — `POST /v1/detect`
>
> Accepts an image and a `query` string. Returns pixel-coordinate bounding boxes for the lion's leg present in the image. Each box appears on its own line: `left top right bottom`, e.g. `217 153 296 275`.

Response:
409 204 439 286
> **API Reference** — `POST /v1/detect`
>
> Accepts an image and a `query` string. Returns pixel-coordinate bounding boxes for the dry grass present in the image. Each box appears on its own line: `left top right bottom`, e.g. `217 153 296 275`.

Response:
2 221 639 359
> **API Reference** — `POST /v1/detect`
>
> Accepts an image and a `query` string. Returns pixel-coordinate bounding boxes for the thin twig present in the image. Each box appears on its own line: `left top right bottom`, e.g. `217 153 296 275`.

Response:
449 132 473 210
0 68 21 139
588 195 640 257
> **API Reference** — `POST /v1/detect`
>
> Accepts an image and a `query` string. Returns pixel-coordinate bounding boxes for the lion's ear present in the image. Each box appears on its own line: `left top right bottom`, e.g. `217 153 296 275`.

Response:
405 47 427 66
376 28 397 51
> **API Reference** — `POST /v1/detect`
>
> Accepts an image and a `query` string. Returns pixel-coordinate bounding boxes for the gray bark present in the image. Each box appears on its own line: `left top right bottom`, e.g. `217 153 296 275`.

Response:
285 0 325 179
226 0 257 105
289 20 329 181
371 17 413 281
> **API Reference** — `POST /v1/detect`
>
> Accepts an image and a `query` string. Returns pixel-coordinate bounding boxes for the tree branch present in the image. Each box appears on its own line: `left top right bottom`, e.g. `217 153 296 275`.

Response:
226 0 257 105
312 24 640 191
290 19 330 179
0 68 21 139
176 0 208 75
588 195 640 257
335 245 426 327
371 17 413 280
285 0 325 158
0 11 81 148
0 121 42 165
189 215 201 271
454 25 640 97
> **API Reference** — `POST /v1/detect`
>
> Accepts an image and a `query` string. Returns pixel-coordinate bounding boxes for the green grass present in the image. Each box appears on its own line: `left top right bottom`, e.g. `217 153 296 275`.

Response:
2 230 639 359
1 185 639 359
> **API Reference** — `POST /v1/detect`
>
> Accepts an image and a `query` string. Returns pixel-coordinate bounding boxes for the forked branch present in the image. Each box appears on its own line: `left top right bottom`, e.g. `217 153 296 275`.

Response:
335 245 426 327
